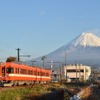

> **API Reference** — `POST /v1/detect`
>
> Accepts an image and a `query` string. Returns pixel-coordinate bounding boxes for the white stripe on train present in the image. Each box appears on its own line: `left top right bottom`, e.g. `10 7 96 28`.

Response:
8 74 51 79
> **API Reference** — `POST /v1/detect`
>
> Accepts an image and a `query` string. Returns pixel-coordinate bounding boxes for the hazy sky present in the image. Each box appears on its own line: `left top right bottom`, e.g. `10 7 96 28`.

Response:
0 0 100 61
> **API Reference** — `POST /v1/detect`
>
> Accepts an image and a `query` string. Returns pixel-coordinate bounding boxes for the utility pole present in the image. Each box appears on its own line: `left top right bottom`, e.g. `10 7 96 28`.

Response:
75 62 78 83
47 61 62 81
79 64 82 82
41 56 46 68
65 52 67 66
85 66 86 82
50 60 53 82
16 48 21 61
16 48 30 62
65 52 67 82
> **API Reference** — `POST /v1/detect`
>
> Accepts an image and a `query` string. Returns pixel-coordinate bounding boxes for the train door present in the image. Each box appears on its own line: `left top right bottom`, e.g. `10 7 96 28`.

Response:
2 67 5 77
0 63 6 81
0 66 1 76
0 65 2 80
0 63 5 77
40 70 42 82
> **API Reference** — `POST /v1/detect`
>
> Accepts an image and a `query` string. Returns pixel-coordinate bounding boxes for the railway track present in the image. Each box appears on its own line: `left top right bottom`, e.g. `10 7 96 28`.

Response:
0 83 51 92
0 84 36 92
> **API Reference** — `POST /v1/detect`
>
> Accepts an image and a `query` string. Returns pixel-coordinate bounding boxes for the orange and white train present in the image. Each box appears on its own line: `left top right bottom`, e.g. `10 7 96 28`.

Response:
0 62 51 86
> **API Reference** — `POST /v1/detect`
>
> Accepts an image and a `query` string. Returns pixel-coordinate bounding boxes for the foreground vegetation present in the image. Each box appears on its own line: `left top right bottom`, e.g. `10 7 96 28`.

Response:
0 83 70 100
1 82 99 100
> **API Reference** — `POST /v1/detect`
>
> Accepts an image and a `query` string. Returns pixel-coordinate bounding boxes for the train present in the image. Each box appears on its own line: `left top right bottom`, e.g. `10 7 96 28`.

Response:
0 62 51 86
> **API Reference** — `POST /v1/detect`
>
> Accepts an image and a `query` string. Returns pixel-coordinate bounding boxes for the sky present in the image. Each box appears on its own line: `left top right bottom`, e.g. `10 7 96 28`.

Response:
0 0 100 61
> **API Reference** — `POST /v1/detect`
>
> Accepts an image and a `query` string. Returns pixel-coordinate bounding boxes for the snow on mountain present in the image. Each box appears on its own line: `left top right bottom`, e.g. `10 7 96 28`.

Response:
30 32 100 67
71 32 100 47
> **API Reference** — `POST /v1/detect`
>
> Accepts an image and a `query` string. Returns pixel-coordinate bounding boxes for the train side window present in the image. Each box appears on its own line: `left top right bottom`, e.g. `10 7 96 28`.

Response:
34 71 36 75
40 72 42 76
44 73 45 76
6 67 14 73
33 71 34 75
44 73 46 76
28 70 31 75
20 69 26 74
46 73 47 76
30 71 33 75
28 70 30 74
24 70 26 74
46 73 48 76
41 72 43 76
15 68 19 74
20 69 22 74
38 72 40 76
42 72 44 76
11 68 14 73
18 68 19 73
15 68 17 73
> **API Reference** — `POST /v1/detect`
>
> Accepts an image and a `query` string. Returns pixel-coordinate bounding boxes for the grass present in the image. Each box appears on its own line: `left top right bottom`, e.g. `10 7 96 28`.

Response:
0 84 50 100
0 83 68 100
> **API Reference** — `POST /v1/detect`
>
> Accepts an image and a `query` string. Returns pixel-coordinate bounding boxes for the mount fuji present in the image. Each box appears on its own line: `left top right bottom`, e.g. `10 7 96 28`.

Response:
31 32 100 67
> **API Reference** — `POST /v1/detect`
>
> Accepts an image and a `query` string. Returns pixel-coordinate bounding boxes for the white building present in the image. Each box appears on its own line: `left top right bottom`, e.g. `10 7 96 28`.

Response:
64 64 91 82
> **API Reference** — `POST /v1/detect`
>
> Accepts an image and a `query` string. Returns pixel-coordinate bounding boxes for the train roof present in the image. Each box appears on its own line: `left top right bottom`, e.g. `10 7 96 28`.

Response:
2 62 50 71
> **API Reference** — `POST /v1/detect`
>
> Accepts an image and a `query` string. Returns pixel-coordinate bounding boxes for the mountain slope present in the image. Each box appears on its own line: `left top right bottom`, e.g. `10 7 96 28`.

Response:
31 32 100 67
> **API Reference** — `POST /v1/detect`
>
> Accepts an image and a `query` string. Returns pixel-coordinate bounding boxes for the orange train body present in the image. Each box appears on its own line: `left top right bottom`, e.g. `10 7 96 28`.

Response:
0 62 51 86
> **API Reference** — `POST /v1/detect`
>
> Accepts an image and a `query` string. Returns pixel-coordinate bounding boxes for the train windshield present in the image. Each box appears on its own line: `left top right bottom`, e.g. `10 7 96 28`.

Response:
6 67 14 73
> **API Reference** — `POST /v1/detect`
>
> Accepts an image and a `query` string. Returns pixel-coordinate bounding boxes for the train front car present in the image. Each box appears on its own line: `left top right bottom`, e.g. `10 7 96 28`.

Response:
0 62 38 86
0 62 16 86
0 62 5 85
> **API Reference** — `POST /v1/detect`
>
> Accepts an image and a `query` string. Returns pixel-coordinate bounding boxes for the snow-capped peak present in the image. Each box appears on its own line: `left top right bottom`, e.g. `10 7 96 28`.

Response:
72 32 100 47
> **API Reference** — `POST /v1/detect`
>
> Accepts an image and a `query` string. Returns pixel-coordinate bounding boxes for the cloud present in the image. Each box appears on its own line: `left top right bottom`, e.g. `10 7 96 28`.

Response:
40 10 45 16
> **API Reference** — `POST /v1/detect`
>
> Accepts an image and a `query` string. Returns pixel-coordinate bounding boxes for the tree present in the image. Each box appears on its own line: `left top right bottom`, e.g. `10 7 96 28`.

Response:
6 56 17 62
